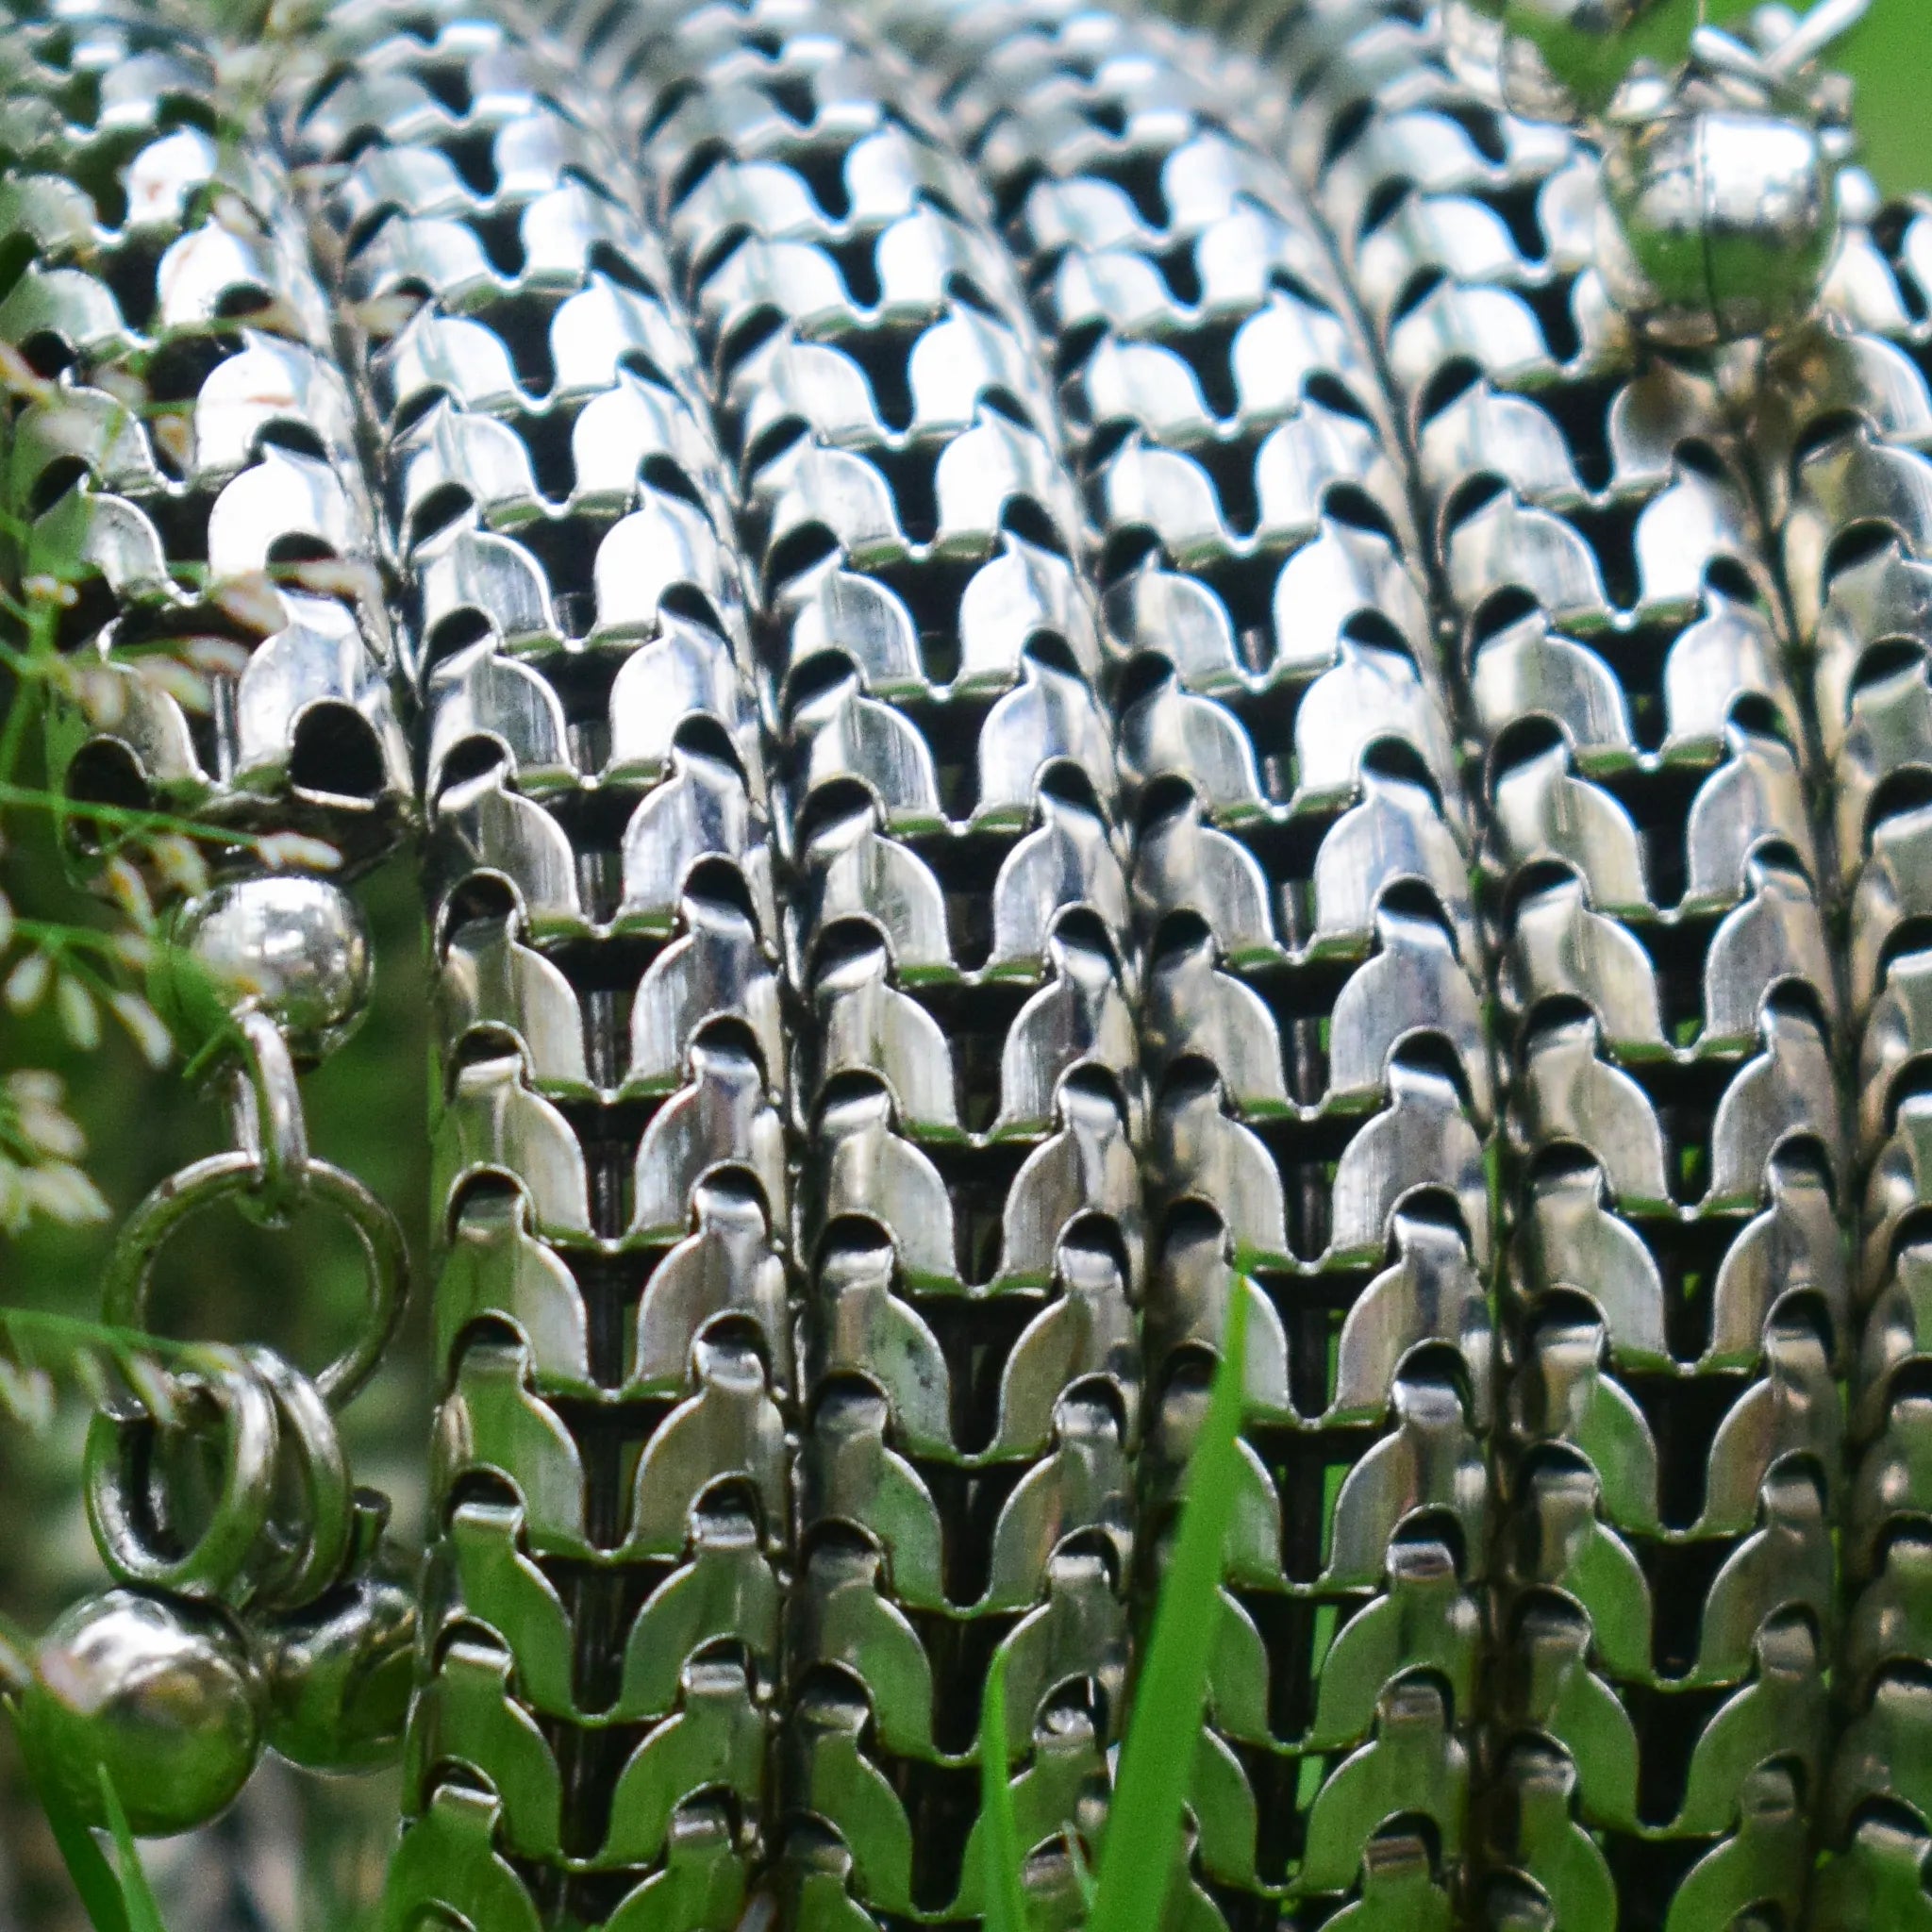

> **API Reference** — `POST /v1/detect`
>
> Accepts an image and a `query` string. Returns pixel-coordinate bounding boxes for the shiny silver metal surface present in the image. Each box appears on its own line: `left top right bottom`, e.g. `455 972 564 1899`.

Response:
256 1494 417 1773
890 3 1496 1924
16 1587 267 1839
158 877 375 1063
2 4 410 871
284 0 791 1921
1442 2 1867 344
524 0 1146 1921
1168 0 1855 1924
7 0 1928 1920
1742 170 1932 1932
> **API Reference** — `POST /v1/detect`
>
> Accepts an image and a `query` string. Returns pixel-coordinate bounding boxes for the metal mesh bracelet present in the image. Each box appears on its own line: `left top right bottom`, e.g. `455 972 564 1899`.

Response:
531 2 1147 1921
12 1 1932 1929
287 4 788 1924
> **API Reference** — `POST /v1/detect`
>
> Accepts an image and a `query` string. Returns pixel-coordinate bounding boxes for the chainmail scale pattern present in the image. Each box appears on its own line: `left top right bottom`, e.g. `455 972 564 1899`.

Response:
288 7 791 1923
2 0 1928 1928
1176 4 1850 1924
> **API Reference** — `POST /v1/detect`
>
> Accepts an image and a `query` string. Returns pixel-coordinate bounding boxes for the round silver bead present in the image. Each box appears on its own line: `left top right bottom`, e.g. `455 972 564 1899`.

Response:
257 1542 416 1773
17 1590 265 1838
153 877 373 1062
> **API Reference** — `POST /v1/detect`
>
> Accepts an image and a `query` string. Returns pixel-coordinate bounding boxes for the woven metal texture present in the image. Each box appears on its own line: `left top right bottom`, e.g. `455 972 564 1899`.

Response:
5 0 1930 1926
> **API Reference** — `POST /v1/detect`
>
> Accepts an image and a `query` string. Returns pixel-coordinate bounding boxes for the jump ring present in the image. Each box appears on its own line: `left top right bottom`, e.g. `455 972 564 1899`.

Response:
228 1008 310 1226
100 1150 407 1410
84 1350 279 1602
242 1346 355 1610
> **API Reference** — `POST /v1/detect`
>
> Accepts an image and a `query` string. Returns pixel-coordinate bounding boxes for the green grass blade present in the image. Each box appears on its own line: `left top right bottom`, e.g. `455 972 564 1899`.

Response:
97 1767 168 1932
979 1644 1030 1932
1066 1828 1097 1916
6 1699 130 1932
1089 1282 1251 1932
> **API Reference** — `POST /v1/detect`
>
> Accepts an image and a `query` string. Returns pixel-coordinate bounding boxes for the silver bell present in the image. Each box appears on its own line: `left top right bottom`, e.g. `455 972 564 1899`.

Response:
1598 105 1840 345
16 1590 265 1838
255 1498 416 1774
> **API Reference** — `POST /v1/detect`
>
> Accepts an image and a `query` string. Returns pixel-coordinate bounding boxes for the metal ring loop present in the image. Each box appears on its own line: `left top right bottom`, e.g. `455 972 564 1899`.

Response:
84 1351 279 1602
242 1346 354 1611
100 1150 407 1411
228 1007 310 1226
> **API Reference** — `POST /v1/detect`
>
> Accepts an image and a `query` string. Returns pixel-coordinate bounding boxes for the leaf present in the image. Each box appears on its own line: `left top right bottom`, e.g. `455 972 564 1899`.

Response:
0 1355 56 1431
1088 1283 1251 1932
6 1698 131 1932
118 1347 179 1428
20 1159 109 1227
5 949 50 1011
254 829 342 873
1066 1828 1097 1914
56 974 101 1050
0 1308 214 1437
98 1766 169 1932
979 1645 1030 1932
108 992 174 1072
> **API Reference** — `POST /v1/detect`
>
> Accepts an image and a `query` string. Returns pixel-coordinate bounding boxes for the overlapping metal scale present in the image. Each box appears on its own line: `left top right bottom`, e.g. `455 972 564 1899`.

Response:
533 3 1147 1922
1167 1 1853 1925
23 0 1932 1926
291 0 1150 1921
889 4 1497 1925
287 4 789 1924
1748 195 1932 1931
0 0 409 891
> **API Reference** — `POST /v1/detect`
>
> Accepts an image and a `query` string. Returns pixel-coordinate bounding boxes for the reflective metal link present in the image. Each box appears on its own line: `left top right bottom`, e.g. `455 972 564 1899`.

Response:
1 1 409 869
0 0 416 1839
517 0 1145 1922
15 0 1921 1921
285 5 787 1924
885 4 1496 1926
1173 3 1851 1926
1747 191 1932 1928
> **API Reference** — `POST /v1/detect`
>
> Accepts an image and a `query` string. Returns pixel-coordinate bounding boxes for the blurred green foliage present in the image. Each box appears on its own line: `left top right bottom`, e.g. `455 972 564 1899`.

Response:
0 761 431 1926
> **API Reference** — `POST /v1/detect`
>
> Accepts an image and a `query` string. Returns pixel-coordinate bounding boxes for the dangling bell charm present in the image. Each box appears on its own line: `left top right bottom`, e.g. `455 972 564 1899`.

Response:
255 1492 416 1774
16 1590 266 1838
1598 101 1842 345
